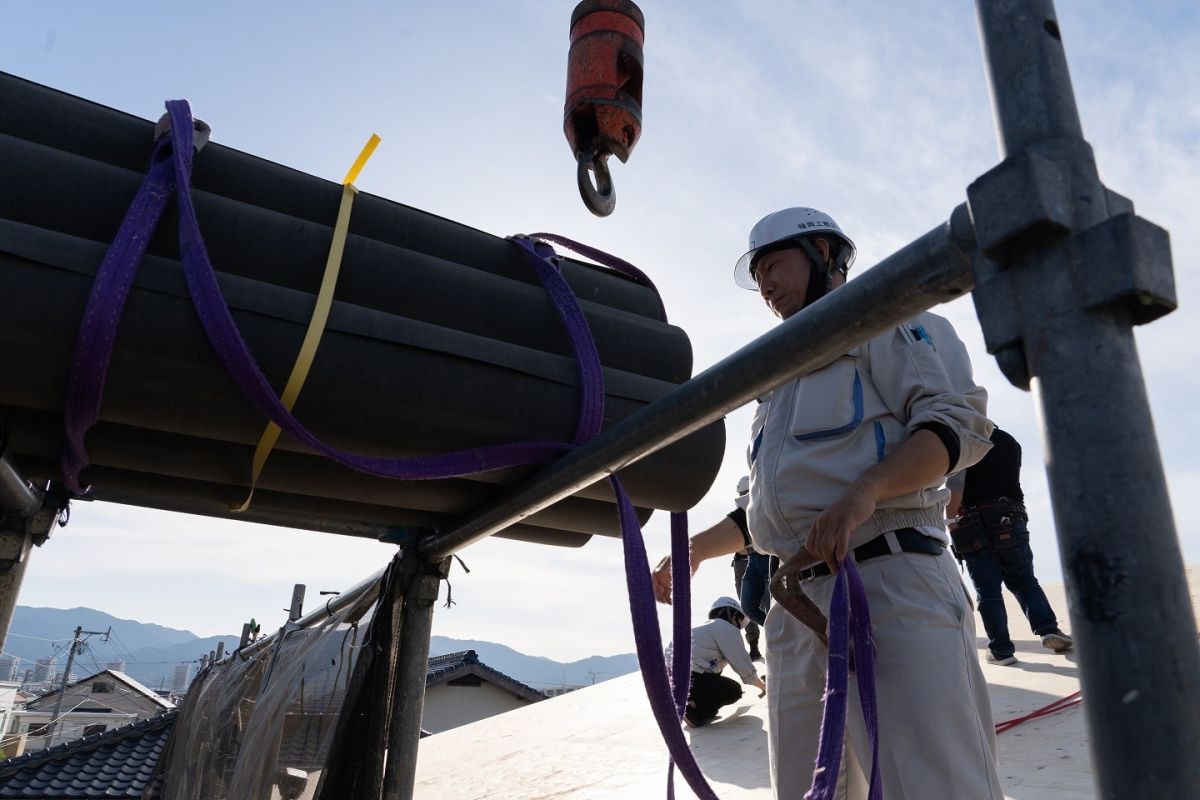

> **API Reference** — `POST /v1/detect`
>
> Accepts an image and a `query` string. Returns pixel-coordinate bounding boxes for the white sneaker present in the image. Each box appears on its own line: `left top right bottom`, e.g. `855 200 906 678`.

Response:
1041 630 1074 653
986 650 1018 666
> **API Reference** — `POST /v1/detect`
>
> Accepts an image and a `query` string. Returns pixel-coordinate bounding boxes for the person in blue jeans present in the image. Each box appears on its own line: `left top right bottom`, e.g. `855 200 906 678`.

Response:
729 475 771 660
738 548 777 632
948 426 1073 665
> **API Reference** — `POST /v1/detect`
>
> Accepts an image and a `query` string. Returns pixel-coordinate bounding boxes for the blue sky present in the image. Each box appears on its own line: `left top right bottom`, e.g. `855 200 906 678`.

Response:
3 2 1198 666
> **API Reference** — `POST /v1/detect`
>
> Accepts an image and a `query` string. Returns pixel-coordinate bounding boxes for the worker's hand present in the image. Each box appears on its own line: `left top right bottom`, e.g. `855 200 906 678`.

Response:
652 555 674 604
652 552 696 605
754 675 767 697
807 481 878 573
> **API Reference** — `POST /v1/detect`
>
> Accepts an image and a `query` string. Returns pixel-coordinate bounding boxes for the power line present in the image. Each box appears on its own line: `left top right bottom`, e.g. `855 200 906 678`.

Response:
2 632 71 643
105 629 140 668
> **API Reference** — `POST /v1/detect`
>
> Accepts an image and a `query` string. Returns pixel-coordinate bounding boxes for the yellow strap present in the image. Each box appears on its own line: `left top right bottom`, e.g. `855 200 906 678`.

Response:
343 133 381 185
233 134 379 512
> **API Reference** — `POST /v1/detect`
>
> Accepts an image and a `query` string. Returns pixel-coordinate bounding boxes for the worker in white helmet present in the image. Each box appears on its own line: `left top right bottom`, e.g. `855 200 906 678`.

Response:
667 596 767 727
654 207 1002 798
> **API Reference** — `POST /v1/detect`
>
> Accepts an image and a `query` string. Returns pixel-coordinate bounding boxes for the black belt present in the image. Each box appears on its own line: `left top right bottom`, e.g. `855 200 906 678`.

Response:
797 527 945 581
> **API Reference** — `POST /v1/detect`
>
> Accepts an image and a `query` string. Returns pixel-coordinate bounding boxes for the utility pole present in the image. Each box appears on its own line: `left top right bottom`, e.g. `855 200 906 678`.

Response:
45 625 110 746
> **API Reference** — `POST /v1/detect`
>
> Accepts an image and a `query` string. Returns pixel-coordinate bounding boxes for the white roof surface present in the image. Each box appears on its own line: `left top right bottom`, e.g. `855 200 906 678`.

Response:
415 566 1200 799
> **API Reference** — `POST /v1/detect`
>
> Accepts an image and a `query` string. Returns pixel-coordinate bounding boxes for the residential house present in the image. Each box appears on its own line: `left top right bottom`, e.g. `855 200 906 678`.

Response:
422 650 544 735
0 683 19 759
0 650 544 796
5 670 174 753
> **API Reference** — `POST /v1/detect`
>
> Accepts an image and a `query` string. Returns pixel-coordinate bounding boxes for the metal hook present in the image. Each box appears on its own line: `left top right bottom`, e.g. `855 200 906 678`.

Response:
576 151 616 217
153 113 212 152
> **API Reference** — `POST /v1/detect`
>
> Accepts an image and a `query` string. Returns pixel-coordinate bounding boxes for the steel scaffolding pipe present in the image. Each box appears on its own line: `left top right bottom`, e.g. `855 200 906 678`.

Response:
0 450 40 518
216 564 387 665
381 554 445 800
421 205 978 559
974 1 1199 797
0 531 33 655
0 449 44 653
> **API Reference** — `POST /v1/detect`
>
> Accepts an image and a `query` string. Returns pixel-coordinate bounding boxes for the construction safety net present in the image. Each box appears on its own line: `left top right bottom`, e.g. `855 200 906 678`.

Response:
154 556 405 800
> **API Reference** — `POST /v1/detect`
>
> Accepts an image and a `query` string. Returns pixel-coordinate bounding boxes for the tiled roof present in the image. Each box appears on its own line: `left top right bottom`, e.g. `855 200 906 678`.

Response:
0 653 538 797
0 711 176 799
426 650 545 703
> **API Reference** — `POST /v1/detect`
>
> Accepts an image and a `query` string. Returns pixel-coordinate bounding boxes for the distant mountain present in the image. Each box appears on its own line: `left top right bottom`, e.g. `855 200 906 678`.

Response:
5 606 238 690
4 607 639 693
429 636 638 691
8 606 197 652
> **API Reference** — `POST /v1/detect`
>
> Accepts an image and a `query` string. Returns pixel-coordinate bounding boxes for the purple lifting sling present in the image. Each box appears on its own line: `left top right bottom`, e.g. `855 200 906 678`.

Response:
60 99 716 799
805 558 882 800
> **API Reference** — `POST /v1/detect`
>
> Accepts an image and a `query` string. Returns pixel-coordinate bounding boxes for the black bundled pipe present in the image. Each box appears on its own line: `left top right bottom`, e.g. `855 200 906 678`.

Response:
0 133 692 383
0 73 725 544
0 72 665 321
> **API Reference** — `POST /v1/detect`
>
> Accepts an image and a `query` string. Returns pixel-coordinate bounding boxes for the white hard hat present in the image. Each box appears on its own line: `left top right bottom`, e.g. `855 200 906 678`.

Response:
736 475 749 496
710 596 743 615
733 207 857 290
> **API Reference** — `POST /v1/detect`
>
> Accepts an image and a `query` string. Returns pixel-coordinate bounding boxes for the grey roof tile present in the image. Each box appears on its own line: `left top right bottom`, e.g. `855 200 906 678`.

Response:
0 712 175 799
1 652 538 797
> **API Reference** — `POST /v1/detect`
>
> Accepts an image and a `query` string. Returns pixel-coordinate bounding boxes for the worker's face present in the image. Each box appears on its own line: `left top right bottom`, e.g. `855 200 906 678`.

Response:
751 238 840 320
752 246 813 320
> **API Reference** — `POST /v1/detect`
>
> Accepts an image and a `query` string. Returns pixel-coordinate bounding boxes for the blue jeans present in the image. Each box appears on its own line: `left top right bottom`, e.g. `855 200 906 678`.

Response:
732 553 760 651
962 523 1059 658
738 551 776 628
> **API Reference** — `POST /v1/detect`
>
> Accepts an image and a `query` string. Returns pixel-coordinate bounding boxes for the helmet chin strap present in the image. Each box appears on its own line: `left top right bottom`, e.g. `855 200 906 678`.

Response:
799 238 833 308
797 237 853 308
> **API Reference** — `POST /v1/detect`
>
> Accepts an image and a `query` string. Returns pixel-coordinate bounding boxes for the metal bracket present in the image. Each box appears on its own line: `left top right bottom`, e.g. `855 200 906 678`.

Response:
968 253 1032 390
379 525 437 547
0 487 70 546
1073 213 1176 324
967 150 1075 258
968 204 1176 391
415 569 444 608
967 149 1175 389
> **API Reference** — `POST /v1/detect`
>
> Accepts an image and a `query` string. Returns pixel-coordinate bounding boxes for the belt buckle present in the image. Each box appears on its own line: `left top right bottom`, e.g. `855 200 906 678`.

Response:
797 564 825 582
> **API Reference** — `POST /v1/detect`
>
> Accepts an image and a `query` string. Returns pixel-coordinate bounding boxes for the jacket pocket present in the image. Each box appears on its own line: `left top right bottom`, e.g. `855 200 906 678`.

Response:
791 355 863 440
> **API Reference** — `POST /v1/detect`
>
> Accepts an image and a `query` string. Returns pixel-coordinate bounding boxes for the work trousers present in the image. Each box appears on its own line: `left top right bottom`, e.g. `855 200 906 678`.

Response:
732 553 761 652
739 551 777 628
688 671 743 722
962 524 1058 659
765 548 1003 800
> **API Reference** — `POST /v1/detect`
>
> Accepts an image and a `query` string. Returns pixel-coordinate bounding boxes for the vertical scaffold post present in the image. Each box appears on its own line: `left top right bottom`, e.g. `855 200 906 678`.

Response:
380 551 447 800
0 450 59 653
973 1 1200 797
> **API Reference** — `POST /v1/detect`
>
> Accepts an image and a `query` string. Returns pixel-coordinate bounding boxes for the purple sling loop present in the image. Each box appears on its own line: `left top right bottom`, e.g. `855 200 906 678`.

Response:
613 482 716 800
61 99 719 800
804 557 881 800
62 101 603 493
528 231 667 322
666 509 694 797
61 137 175 489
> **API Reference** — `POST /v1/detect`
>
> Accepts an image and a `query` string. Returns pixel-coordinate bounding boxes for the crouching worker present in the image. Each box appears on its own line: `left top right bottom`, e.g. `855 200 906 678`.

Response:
677 597 767 727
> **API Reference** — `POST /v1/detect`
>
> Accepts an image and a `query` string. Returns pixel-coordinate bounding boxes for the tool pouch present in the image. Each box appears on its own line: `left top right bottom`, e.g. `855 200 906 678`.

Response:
979 502 1027 551
954 501 1028 555
949 517 988 558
